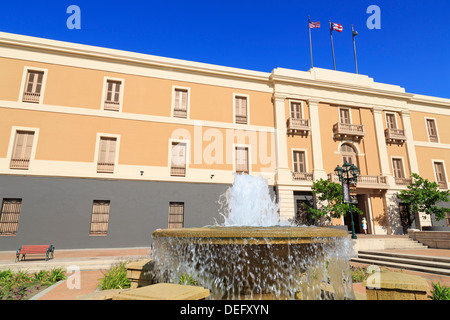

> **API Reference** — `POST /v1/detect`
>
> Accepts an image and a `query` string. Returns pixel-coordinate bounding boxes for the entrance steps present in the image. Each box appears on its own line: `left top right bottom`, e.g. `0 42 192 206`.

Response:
351 251 450 276
352 236 428 251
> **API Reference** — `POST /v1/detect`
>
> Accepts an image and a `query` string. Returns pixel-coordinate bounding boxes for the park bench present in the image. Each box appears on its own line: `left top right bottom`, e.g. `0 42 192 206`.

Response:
15 244 55 262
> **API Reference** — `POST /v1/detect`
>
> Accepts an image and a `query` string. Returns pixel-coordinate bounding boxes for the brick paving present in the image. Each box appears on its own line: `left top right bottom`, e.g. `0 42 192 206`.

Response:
1 242 449 300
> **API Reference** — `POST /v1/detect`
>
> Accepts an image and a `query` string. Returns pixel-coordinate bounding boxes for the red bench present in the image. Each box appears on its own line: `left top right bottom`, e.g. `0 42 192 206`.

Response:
15 245 54 262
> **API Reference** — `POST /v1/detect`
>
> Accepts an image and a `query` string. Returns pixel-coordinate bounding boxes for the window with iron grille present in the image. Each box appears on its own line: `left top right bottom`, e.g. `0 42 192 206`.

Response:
23 70 44 103
89 200 110 235
10 131 35 170
104 80 122 111
0 199 22 235
168 202 184 228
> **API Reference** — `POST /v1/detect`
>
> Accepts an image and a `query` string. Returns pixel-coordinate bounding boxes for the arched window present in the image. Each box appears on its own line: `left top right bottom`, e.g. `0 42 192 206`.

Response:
340 143 358 166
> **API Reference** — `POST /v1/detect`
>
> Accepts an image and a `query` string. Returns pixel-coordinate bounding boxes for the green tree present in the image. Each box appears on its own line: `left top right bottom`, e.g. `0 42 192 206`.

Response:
306 179 362 222
397 173 450 223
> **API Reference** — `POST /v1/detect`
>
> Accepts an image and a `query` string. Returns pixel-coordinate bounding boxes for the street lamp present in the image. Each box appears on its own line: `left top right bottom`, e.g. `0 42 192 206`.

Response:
334 161 360 239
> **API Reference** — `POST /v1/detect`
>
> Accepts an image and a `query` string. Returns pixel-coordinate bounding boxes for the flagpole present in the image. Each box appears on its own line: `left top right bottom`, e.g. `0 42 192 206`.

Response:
308 16 314 69
352 24 359 74
329 21 336 70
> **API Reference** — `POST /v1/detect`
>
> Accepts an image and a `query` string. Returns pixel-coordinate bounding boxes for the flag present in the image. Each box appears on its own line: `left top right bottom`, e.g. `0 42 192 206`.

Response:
309 21 320 29
331 22 343 32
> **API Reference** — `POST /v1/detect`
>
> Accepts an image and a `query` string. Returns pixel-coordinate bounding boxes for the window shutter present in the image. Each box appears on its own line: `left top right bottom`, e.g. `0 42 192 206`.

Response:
291 102 302 119
386 114 396 129
293 151 305 173
340 109 350 124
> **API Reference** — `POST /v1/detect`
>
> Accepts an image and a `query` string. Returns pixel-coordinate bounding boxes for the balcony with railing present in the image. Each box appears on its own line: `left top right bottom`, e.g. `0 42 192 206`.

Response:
287 118 311 135
104 100 120 111
333 122 365 140
97 162 115 173
385 128 406 144
170 165 186 177
292 171 313 182
22 92 40 103
395 177 412 186
173 108 187 118
328 173 389 189
10 158 30 170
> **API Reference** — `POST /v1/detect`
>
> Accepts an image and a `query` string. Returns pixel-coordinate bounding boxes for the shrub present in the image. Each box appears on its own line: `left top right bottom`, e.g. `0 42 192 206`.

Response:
428 282 450 300
98 261 131 290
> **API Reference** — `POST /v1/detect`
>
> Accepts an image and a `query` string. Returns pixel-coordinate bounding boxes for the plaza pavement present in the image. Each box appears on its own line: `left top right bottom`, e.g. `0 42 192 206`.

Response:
0 237 449 300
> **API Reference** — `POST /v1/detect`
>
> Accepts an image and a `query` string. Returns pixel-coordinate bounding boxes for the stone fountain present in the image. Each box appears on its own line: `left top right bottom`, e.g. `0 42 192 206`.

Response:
151 175 356 300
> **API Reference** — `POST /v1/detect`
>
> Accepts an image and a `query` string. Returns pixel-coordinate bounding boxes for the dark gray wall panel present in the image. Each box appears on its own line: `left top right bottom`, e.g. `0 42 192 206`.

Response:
0 175 229 250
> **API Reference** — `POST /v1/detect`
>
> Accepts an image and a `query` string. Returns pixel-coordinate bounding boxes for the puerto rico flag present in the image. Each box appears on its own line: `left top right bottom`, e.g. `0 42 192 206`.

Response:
331 22 343 32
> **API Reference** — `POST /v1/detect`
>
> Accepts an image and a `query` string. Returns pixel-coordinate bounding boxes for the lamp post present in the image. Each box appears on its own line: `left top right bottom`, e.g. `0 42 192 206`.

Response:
334 161 360 239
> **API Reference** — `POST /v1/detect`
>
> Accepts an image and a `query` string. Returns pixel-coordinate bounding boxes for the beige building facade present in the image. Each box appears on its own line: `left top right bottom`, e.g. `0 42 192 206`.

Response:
0 32 448 249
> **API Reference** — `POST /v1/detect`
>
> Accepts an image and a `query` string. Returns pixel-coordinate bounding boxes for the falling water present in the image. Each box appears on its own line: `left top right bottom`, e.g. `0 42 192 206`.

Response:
151 174 356 300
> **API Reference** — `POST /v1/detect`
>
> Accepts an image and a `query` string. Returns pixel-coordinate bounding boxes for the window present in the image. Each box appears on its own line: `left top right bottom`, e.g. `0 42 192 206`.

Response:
168 202 184 228
392 158 405 179
434 162 447 189
171 142 186 176
386 113 396 129
173 88 188 118
293 151 306 173
10 131 35 170
235 96 248 124
97 137 117 173
89 200 110 235
0 199 22 235
339 108 350 124
235 146 249 174
22 70 44 103
290 102 302 119
103 79 122 111
341 144 357 166
426 119 438 142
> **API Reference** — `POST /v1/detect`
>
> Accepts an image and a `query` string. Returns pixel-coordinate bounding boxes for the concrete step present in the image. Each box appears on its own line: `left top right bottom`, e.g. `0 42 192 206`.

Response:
351 251 450 276
353 237 428 251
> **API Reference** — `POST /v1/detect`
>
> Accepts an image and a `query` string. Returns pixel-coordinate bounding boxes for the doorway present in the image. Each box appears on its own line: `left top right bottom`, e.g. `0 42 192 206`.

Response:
399 203 412 234
344 194 369 234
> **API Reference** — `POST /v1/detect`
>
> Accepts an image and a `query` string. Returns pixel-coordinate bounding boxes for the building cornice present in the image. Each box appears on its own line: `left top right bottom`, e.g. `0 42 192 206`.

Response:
0 32 271 85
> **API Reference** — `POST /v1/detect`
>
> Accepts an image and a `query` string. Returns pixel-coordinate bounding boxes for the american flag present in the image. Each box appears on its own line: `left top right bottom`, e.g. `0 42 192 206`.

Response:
331 22 343 32
309 21 320 29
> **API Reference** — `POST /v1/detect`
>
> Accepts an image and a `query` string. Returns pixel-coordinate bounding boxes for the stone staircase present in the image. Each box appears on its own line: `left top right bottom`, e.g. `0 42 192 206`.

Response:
352 236 428 252
351 250 450 276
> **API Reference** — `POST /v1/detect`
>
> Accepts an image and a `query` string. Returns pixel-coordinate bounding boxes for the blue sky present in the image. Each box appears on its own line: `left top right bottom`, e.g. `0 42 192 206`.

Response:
1 0 449 98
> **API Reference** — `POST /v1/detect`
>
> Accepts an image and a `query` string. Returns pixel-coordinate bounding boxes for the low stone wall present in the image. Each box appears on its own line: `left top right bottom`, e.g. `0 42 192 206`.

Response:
408 230 450 249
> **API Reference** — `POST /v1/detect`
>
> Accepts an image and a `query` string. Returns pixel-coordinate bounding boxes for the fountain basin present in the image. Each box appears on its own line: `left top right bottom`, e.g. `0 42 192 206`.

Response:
151 226 355 300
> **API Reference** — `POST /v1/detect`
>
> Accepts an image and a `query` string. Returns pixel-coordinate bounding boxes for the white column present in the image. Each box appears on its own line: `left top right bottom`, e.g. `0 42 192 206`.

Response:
277 186 295 223
372 107 394 186
308 99 327 180
400 110 419 175
273 94 292 183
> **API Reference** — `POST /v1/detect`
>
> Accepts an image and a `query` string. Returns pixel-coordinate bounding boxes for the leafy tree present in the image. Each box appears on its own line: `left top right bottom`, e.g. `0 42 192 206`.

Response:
397 173 450 222
306 178 362 222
